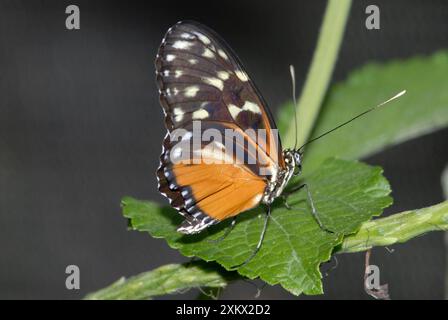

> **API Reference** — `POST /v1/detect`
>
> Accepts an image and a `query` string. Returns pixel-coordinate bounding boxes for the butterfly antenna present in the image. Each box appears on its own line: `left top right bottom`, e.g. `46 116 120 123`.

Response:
298 90 406 152
289 65 299 150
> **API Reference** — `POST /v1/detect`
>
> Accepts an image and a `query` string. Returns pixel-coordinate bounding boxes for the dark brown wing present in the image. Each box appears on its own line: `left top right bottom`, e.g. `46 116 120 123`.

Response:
155 21 284 233
155 21 284 164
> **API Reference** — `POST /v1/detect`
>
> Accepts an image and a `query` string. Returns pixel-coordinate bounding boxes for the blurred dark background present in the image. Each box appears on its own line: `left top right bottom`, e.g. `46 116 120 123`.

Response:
0 0 447 299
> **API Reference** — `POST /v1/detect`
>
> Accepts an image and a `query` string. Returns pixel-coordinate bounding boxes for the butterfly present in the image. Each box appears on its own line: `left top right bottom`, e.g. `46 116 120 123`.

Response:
154 20 311 266
154 21 404 266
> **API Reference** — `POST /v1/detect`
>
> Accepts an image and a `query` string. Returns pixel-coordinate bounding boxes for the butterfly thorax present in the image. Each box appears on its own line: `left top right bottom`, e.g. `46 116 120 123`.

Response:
262 149 302 205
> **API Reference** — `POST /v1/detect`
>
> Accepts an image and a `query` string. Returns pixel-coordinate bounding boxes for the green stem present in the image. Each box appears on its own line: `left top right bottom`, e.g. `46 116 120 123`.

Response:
84 261 236 300
339 201 448 254
85 201 448 299
441 165 448 299
283 0 352 148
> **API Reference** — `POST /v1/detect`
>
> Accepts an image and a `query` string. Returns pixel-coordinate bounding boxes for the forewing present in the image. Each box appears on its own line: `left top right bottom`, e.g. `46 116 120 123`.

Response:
155 21 285 233
155 21 284 165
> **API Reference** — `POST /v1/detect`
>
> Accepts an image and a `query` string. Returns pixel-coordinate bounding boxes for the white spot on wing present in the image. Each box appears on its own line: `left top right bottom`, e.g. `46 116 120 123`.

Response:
217 71 229 80
180 33 195 39
202 48 215 59
218 49 229 61
242 101 261 114
203 77 224 91
189 58 198 65
192 109 209 120
193 32 211 45
173 108 183 116
184 86 200 97
174 114 184 122
166 54 176 62
235 70 249 82
175 70 183 78
228 104 242 119
172 40 193 50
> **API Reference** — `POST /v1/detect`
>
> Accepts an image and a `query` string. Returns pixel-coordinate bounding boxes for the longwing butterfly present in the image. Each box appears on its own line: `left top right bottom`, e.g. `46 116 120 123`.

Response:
154 21 303 265
154 21 404 266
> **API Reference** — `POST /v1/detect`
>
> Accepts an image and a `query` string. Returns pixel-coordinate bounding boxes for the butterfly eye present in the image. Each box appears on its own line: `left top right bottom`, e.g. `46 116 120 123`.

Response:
294 153 301 164
292 153 302 176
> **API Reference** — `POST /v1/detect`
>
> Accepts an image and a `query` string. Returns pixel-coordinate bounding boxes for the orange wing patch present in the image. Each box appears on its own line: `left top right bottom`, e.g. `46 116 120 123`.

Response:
173 162 266 221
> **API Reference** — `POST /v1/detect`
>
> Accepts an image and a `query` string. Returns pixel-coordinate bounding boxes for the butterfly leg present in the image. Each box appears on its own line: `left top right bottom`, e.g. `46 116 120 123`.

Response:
281 183 306 209
283 184 333 233
207 217 237 244
229 206 271 270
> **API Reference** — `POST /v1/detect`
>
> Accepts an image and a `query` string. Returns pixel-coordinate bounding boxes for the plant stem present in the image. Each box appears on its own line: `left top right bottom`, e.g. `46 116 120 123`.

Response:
441 165 448 299
283 0 352 148
339 201 448 254
84 201 448 299
84 261 235 300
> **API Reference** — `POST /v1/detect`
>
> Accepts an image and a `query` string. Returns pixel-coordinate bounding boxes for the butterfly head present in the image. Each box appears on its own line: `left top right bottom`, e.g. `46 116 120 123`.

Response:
283 149 303 177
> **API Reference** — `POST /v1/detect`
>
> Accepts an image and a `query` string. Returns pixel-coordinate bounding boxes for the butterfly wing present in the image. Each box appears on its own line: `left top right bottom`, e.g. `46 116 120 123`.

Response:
157 122 269 233
155 21 285 233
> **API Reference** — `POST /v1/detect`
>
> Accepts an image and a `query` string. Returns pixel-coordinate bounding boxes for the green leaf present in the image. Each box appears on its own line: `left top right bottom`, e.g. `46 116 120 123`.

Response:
279 51 448 173
123 158 392 296
84 261 236 300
